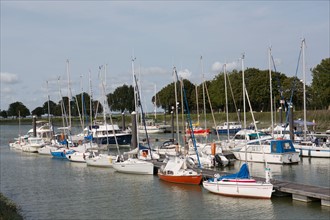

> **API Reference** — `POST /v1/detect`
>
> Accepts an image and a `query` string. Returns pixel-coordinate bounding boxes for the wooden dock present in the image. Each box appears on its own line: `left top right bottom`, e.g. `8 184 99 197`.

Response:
153 161 330 206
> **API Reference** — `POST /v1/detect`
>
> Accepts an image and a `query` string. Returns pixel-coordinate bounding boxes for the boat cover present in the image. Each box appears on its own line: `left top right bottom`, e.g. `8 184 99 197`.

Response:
270 140 296 153
294 120 316 126
210 163 251 181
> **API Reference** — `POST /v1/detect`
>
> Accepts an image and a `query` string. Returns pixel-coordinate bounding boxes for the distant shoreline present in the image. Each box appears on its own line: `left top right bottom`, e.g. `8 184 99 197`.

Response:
0 110 329 132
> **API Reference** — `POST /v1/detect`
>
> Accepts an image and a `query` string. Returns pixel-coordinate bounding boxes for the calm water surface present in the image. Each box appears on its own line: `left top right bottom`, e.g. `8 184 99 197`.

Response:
1 124 329 219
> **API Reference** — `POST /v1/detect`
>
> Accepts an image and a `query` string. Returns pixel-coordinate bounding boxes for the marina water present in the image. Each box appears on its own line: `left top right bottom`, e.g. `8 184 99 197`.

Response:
1 124 329 219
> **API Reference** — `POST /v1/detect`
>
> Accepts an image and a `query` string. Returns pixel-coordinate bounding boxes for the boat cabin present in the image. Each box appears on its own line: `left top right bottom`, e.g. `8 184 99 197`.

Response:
270 140 296 153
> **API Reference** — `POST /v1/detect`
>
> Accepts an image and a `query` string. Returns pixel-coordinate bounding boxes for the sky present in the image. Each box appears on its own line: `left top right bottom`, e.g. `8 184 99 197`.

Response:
1 1 329 114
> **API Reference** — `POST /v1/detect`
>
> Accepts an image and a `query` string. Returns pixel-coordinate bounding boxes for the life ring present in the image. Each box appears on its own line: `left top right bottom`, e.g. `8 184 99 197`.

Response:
276 137 283 140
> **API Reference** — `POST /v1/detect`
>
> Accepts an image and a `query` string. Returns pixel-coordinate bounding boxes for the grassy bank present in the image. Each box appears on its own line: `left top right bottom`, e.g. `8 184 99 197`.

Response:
1 110 329 132
0 193 23 220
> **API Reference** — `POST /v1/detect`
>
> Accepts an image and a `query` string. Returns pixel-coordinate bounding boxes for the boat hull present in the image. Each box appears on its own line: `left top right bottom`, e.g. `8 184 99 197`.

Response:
233 151 300 164
86 154 115 167
66 152 90 163
38 145 58 155
158 173 202 185
203 180 273 199
112 159 154 175
296 147 330 158
216 128 241 134
93 134 132 146
51 149 74 159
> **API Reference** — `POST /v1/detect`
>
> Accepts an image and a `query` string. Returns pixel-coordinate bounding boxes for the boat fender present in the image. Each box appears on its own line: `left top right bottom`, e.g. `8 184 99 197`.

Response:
160 165 165 173
187 157 195 168
116 155 120 162
211 143 216 155
214 154 222 165
213 173 220 182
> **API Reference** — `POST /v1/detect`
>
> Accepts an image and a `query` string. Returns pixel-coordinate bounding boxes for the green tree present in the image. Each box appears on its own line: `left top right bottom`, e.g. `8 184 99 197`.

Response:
31 107 44 117
311 58 330 110
74 92 91 116
0 110 7 118
7 102 30 117
42 100 57 115
155 79 195 113
107 84 134 112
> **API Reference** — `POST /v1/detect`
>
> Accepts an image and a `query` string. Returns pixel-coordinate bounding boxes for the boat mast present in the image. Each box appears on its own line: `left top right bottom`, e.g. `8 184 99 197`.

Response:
57 77 65 128
201 56 207 131
241 54 247 163
154 84 157 120
18 111 21 137
89 70 93 126
195 84 199 125
242 54 246 131
268 47 274 138
101 68 120 153
46 80 51 126
302 39 307 140
173 67 180 146
66 59 72 131
180 78 184 144
80 75 85 130
224 63 230 141
178 67 202 168
132 57 139 144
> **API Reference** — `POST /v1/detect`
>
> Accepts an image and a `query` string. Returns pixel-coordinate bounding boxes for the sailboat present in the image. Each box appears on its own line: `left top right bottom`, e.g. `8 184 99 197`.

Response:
214 64 242 134
186 82 210 136
112 58 157 175
203 163 273 198
158 67 203 185
291 39 330 158
203 54 273 198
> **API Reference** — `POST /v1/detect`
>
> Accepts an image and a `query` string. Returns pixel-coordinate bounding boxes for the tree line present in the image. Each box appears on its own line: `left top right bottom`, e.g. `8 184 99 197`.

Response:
1 58 329 118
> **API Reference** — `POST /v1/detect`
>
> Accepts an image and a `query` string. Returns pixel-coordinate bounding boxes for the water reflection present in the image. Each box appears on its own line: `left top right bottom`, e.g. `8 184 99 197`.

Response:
158 179 202 192
201 189 275 219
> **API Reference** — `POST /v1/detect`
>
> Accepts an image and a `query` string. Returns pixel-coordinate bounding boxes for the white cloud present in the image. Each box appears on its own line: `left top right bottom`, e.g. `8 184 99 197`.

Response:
0 72 19 84
211 62 222 72
211 61 240 72
178 69 192 79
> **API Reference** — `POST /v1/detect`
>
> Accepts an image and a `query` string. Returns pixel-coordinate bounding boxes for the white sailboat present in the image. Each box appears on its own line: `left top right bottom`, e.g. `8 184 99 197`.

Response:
112 58 156 175
203 54 274 198
203 163 273 198
86 152 116 168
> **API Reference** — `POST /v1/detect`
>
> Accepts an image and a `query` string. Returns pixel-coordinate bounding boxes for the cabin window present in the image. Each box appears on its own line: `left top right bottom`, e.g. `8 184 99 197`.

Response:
271 142 277 152
283 142 291 150
235 135 245 140
167 171 174 175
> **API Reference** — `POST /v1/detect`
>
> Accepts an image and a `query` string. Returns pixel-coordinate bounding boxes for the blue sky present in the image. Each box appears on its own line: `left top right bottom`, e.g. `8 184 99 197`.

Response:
1 1 329 113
